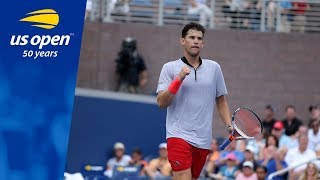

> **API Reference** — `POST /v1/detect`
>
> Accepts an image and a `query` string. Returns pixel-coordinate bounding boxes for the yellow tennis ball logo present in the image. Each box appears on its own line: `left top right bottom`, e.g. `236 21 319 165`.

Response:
19 9 59 29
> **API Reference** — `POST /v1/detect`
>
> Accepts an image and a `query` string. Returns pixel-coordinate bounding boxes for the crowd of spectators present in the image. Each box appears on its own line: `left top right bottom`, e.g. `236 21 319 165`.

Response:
99 104 320 179
85 0 315 33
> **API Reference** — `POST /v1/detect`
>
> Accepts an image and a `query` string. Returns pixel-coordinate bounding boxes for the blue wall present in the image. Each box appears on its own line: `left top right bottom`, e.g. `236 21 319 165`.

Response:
65 95 167 173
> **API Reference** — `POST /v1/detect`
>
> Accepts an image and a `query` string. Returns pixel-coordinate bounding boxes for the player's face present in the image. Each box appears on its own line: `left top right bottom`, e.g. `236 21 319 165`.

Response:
180 29 204 57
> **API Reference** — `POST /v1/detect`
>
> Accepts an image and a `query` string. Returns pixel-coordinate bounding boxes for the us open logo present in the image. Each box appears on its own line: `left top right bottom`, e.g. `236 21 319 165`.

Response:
10 9 74 60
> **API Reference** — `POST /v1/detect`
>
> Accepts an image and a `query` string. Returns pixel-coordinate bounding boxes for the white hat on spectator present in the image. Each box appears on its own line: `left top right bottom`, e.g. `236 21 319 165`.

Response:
245 145 256 154
159 143 167 149
114 142 125 150
243 161 254 169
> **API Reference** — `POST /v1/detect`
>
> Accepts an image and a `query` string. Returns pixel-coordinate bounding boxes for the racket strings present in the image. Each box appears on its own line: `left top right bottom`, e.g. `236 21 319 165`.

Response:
234 110 262 138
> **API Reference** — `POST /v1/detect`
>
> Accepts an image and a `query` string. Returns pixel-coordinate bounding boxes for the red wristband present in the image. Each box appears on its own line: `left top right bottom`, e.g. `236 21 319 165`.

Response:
168 78 182 95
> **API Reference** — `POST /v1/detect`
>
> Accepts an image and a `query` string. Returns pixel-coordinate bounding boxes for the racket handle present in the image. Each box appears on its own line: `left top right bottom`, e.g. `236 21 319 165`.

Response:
219 136 232 151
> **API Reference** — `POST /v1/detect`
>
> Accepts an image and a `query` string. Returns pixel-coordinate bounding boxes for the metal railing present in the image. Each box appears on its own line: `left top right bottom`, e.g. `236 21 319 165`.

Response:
268 156 320 180
85 0 320 33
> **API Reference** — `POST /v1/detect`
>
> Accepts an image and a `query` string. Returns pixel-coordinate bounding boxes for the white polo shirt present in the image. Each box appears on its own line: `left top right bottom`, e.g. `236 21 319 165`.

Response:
285 147 316 172
156 57 228 149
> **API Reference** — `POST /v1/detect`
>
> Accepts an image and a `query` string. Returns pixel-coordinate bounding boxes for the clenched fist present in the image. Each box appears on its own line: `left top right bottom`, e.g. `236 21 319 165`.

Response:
178 66 191 81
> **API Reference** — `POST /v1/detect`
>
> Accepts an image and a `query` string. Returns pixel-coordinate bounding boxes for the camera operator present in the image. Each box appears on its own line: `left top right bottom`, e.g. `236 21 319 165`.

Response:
115 37 148 94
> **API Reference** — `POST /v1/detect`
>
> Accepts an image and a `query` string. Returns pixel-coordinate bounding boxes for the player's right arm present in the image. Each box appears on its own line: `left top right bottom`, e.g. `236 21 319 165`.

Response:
157 65 190 109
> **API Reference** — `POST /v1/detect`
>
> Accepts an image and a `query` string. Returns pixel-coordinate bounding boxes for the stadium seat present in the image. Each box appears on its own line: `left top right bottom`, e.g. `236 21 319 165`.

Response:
163 0 182 7
131 0 152 6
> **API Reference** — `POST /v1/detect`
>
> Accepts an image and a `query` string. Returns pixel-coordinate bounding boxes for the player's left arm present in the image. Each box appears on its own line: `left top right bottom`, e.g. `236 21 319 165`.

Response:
216 95 233 133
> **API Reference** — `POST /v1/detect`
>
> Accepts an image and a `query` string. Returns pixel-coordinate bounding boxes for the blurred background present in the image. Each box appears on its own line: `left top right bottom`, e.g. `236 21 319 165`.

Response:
66 0 320 179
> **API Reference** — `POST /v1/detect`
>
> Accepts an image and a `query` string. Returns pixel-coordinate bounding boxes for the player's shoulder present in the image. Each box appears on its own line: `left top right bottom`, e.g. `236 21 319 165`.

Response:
202 58 221 68
162 59 182 68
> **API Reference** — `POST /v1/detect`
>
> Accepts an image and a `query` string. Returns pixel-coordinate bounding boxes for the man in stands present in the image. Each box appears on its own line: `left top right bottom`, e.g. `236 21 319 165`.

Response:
262 105 277 135
260 145 288 180
144 143 172 179
104 142 132 178
129 148 148 175
187 0 213 27
307 119 320 151
271 121 292 148
285 135 316 178
282 105 302 136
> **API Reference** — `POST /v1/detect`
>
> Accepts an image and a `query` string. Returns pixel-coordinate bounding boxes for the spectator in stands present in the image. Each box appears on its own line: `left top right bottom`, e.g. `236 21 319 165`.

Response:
291 0 310 33
248 0 262 30
259 134 278 161
236 161 258 180
106 0 118 22
115 0 130 14
260 145 288 180
104 142 132 178
282 105 303 136
85 0 92 20
187 0 213 27
256 165 268 180
308 104 320 127
240 1 258 30
279 0 292 33
144 143 172 179
263 105 277 135
229 0 250 29
247 133 266 160
218 141 245 166
285 135 316 178
267 0 276 31
288 125 308 149
307 119 320 151
238 145 259 172
129 148 148 175
115 37 148 94
230 0 247 12
105 0 130 22
208 152 239 179
222 0 233 25
270 121 292 148
205 139 220 175
298 162 319 180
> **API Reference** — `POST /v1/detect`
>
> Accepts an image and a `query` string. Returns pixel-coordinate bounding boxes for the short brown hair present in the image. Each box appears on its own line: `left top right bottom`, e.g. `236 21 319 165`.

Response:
181 22 206 38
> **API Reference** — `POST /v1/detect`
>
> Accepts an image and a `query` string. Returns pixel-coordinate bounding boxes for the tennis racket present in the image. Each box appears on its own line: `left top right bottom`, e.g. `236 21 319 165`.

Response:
219 107 263 151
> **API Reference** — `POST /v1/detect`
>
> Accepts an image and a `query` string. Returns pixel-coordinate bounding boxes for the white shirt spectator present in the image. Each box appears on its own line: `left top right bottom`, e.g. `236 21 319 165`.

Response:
279 134 292 148
285 147 316 172
104 155 131 177
230 0 245 12
308 129 320 151
107 155 132 168
104 142 132 178
196 0 207 4
187 0 213 27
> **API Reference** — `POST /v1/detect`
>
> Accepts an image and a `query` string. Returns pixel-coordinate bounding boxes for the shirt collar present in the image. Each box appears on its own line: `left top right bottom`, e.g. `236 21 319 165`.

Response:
181 56 202 68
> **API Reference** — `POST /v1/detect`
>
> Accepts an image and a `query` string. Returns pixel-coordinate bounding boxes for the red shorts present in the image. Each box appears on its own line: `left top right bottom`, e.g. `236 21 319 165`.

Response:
167 137 210 179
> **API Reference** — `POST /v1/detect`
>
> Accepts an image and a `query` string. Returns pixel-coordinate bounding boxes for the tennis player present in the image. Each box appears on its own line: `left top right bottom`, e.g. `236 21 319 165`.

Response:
156 22 233 180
